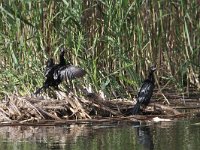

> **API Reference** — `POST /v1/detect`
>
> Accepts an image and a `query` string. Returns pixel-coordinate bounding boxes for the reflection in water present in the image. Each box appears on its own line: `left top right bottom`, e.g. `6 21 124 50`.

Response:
133 122 154 150
0 124 93 150
0 119 200 150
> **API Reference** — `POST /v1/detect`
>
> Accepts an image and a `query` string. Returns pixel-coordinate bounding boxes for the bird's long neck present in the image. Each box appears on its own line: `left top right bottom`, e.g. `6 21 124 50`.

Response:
148 70 155 83
59 52 66 65
46 58 54 67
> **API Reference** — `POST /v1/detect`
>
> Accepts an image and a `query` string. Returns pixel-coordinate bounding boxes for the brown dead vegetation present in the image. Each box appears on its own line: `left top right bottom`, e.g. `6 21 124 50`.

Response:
0 90 199 126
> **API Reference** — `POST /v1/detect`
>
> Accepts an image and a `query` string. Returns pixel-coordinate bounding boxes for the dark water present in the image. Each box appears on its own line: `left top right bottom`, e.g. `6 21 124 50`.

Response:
0 119 200 150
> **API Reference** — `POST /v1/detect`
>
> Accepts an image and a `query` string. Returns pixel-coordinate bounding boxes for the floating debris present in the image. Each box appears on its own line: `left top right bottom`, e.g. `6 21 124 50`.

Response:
152 117 172 122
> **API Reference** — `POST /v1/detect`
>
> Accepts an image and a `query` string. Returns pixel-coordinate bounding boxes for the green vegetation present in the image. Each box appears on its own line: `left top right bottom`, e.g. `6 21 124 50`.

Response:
0 0 199 99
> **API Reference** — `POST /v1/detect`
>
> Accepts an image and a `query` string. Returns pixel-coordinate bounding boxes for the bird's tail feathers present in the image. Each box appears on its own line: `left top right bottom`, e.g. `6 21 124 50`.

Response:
131 103 141 115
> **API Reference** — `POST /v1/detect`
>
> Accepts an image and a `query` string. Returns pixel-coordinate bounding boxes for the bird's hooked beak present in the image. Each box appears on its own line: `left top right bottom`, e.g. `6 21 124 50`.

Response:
46 58 54 67
60 47 65 54
150 65 156 71
60 46 70 53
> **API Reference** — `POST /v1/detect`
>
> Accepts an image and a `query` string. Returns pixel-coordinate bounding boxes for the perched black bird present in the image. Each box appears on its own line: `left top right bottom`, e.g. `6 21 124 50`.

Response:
34 48 86 95
131 65 156 115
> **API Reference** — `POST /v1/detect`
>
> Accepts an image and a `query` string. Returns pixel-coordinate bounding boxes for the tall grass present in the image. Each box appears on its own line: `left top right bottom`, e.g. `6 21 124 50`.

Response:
0 0 199 99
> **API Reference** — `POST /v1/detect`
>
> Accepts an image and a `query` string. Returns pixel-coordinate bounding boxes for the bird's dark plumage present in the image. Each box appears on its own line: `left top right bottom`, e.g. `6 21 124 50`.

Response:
131 65 156 115
56 65 86 81
34 48 86 95
44 58 55 77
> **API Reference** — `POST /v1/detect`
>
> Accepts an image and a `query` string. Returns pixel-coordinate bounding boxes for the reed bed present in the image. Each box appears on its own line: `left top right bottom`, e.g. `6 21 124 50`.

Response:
0 0 199 99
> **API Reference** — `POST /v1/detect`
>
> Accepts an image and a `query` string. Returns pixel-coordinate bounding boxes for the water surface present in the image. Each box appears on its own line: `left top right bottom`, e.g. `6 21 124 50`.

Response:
0 118 200 150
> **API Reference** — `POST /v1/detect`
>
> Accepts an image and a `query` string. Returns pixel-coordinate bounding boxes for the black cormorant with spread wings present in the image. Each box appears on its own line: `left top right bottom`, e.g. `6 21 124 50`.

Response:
34 48 86 95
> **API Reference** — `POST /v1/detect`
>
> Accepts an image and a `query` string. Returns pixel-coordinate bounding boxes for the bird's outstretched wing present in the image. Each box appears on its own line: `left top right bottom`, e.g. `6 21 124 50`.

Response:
54 65 86 81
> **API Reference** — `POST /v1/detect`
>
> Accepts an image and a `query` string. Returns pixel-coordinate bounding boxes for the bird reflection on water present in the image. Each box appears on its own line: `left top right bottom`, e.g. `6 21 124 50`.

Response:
133 122 154 150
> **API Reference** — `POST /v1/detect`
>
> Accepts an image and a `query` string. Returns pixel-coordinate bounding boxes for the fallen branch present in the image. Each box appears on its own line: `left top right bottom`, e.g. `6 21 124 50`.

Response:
150 103 181 115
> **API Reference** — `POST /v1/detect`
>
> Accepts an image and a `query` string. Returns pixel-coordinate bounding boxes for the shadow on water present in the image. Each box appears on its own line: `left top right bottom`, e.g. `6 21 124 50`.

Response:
0 119 200 150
